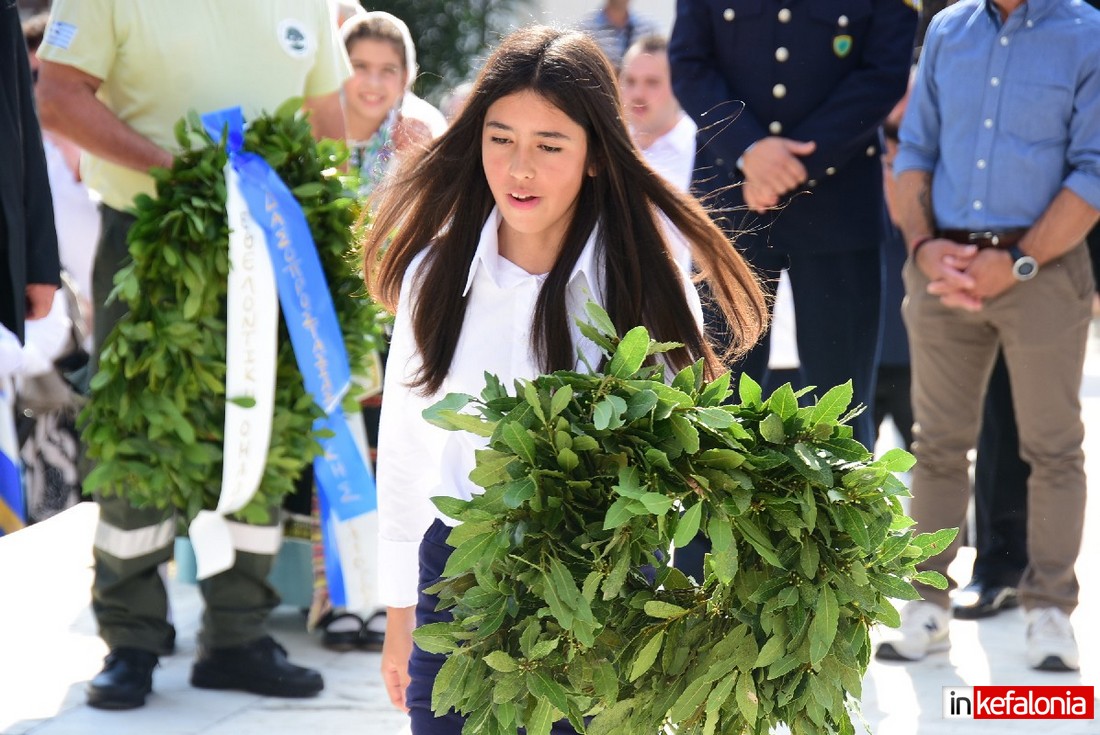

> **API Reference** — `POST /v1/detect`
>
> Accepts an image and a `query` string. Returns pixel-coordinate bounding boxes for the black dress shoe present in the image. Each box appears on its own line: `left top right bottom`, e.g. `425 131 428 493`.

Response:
953 582 1019 619
86 648 158 710
191 635 324 697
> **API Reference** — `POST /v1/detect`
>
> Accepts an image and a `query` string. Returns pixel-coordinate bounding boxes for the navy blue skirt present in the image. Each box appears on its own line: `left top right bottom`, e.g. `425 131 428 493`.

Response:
406 519 581 735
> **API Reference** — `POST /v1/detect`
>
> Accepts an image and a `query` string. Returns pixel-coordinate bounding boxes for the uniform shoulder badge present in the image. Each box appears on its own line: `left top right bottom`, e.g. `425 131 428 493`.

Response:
833 34 853 58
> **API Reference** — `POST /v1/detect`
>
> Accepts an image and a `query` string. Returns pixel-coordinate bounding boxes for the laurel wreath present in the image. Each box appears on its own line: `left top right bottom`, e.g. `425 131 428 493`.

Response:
80 99 389 523
415 303 955 735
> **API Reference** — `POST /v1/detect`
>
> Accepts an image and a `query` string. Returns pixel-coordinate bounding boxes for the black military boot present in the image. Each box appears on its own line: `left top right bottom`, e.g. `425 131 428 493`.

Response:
190 635 323 697
86 648 158 709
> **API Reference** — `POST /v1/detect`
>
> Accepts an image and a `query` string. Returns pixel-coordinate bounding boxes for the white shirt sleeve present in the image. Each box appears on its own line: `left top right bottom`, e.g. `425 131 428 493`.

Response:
21 292 74 377
374 255 448 608
0 325 23 379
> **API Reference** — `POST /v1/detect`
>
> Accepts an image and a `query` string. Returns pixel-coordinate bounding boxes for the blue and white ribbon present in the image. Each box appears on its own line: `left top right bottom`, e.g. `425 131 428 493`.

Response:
0 376 25 537
189 107 377 611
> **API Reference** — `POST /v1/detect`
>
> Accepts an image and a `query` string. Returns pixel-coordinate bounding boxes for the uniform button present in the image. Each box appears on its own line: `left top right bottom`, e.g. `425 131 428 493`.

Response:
984 118 993 128
1000 36 1009 46
807 179 817 187
866 145 876 156
716 157 725 166
775 46 790 62
778 8 792 22
1026 19 1034 27
991 76 1000 86
772 83 787 98
838 14 849 27
973 200 983 210
826 166 837 176
977 159 987 169
723 8 735 21
769 120 783 134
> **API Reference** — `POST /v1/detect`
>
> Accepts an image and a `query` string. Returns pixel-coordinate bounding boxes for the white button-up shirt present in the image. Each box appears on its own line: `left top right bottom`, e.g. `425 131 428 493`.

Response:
638 112 698 196
375 207 702 606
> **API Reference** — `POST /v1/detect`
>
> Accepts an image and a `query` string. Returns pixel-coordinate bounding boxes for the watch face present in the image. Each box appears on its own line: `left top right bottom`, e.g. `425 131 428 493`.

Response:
1013 256 1038 281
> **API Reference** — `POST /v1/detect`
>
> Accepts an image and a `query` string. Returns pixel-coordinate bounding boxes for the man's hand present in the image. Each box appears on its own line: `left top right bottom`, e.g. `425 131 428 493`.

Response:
964 248 1017 301
740 136 817 211
916 239 982 311
25 284 58 320
381 606 416 712
742 179 779 212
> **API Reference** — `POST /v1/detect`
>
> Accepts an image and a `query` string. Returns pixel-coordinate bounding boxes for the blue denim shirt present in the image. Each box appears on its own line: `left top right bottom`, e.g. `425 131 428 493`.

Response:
895 0 1100 230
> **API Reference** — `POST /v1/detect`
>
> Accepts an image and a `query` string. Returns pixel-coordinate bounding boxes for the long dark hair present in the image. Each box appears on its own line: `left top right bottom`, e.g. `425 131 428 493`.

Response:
364 25 766 394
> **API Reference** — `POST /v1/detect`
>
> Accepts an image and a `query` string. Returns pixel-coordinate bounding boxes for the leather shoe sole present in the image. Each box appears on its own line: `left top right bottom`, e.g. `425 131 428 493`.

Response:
953 585 1019 620
191 664 323 697
86 686 150 710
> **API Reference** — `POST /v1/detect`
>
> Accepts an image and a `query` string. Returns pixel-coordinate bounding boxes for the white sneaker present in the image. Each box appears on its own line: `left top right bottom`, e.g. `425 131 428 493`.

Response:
1026 607 1080 671
875 601 951 662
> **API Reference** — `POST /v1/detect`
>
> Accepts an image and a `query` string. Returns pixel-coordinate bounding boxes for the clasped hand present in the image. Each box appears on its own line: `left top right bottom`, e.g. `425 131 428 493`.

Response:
740 136 816 213
916 240 1017 312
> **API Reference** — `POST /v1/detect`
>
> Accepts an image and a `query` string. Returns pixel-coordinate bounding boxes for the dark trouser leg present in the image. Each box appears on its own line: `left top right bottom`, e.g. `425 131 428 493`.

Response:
198 542 281 649
89 206 136 377
972 351 1029 588
873 364 914 452
87 206 177 654
1086 223 1099 292
406 520 580 735
787 249 883 449
92 494 177 655
194 497 283 650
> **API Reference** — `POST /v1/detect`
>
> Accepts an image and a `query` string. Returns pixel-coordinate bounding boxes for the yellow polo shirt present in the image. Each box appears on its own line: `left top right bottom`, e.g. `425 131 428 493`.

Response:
38 0 350 211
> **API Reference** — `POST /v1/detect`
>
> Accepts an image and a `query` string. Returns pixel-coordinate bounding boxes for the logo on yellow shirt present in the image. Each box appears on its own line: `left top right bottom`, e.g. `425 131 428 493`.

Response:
278 19 313 59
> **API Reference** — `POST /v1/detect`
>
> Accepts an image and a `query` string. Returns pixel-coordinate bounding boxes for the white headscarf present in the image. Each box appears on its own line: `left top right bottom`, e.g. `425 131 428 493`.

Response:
339 10 419 92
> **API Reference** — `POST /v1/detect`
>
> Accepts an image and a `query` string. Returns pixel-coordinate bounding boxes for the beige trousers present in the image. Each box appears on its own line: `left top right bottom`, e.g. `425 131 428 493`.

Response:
901 242 1094 613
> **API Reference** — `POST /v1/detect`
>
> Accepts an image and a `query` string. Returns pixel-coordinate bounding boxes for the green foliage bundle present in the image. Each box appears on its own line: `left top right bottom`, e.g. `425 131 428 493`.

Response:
415 304 955 735
81 100 389 523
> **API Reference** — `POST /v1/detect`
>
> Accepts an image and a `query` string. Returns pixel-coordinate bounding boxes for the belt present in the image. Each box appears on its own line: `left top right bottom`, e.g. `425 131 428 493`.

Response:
936 228 1026 250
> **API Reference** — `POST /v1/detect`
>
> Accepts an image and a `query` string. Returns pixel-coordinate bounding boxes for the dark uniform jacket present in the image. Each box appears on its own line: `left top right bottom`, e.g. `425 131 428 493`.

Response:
1 0 60 342
670 0 916 256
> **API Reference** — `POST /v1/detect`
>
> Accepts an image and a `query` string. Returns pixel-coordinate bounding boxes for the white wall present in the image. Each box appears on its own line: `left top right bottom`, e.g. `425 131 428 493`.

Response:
522 0 676 36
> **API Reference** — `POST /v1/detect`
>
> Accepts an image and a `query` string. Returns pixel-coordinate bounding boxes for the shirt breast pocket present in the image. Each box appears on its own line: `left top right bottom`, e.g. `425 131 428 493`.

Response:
1002 81 1072 145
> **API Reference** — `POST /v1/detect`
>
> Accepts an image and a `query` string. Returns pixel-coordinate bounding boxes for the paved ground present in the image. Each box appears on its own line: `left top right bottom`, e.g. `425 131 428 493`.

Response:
2 320 1098 735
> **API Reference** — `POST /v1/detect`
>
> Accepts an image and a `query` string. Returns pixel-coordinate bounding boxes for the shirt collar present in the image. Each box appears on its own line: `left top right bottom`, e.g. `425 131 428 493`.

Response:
461 206 602 298
983 0 1057 27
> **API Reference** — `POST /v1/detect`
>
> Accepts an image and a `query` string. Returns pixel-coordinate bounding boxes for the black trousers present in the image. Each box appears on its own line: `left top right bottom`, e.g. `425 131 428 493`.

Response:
873 364 913 452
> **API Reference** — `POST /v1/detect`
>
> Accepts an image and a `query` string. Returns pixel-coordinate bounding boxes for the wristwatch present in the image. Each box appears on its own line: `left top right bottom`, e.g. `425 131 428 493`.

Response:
1008 245 1038 281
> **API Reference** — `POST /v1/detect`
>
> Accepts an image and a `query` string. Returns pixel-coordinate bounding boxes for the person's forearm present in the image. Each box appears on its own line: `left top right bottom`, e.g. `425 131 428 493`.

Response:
895 169 936 252
1019 188 1100 264
387 605 416 631
303 91 345 142
36 63 173 173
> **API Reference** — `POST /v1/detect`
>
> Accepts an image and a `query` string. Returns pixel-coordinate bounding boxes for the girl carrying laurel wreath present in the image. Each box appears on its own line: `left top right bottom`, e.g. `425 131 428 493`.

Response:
361 25 767 735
